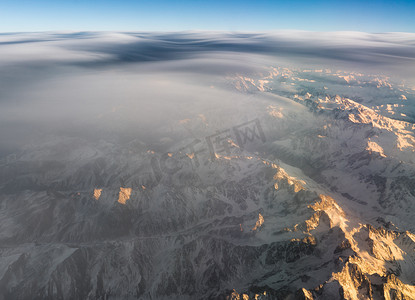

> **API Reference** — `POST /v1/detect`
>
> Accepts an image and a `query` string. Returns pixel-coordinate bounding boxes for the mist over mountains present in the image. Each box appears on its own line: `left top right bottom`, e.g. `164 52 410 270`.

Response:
0 31 415 299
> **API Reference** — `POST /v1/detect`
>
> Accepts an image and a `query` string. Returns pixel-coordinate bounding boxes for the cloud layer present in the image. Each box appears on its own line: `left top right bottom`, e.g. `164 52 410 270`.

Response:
1 31 414 155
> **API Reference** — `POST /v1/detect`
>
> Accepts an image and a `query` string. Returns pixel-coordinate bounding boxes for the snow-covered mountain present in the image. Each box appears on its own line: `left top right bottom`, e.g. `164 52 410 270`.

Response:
0 32 415 300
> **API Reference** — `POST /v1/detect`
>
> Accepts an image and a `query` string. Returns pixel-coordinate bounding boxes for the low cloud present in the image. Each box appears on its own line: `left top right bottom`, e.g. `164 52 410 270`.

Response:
0 31 414 155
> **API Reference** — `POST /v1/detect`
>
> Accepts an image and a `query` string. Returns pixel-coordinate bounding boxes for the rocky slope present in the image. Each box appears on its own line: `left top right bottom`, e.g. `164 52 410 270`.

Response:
1 61 415 299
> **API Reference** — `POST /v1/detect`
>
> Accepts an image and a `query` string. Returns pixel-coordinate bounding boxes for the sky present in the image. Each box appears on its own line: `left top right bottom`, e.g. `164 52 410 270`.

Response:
1 0 415 33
